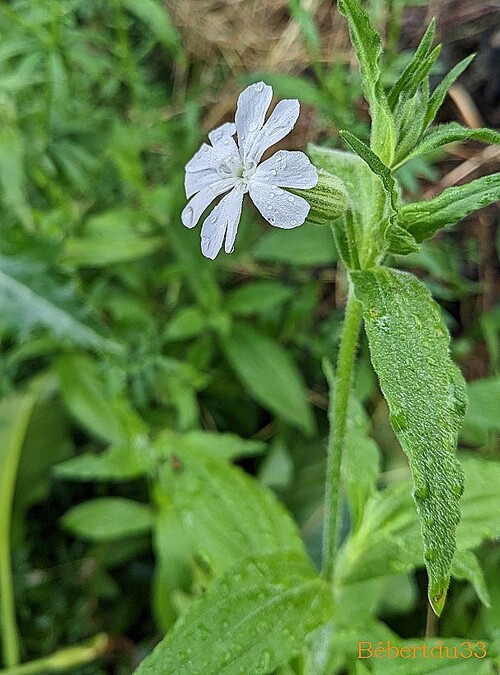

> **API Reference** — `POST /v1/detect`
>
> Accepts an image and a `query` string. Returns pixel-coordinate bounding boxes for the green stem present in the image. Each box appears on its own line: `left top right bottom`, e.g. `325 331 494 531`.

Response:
0 634 110 675
321 284 362 582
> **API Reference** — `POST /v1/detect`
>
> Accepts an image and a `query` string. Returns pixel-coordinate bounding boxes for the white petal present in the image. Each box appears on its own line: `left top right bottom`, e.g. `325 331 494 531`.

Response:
182 178 235 229
201 187 244 259
235 82 273 162
246 99 300 165
208 122 238 156
249 182 310 229
185 143 218 173
253 150 318 189
185 167 221 198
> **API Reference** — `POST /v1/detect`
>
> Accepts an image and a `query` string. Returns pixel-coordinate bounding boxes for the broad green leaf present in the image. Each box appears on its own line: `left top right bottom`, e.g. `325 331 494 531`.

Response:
399 173 500 243
455 457 500 551
61 211 164 267
460 377 500 445
395 123 500 169
151 504 192 631
164 306 208 341
224 281 293 316
57 354 142 444
424 54 475 129
253 222 337 266
134 551 334 675
53 442 152 482
351 268 466 615
155 429 265 462
0 389 37 666
221 323 314 434
337 0 395 164
122 0 185 64
451 549 490 607
157 445 305 573
61 497 153 541
387 20 436 109
0 256 120 352
12 375 71 543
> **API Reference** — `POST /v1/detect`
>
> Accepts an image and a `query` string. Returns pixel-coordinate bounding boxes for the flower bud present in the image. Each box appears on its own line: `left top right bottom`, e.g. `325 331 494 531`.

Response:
289 168 348 225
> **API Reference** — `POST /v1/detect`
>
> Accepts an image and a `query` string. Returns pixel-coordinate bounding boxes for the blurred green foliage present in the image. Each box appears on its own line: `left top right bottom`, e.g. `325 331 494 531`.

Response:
0 0 498 674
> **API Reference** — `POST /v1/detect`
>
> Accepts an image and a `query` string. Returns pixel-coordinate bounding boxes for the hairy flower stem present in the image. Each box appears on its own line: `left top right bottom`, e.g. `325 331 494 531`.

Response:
321 285 362 582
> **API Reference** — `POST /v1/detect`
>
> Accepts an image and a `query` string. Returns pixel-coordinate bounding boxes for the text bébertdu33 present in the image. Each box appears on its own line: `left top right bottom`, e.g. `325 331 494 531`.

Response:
357 640 487 660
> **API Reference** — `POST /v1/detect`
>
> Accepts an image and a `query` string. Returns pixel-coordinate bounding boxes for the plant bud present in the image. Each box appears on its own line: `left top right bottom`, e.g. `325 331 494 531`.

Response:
289 168 348 225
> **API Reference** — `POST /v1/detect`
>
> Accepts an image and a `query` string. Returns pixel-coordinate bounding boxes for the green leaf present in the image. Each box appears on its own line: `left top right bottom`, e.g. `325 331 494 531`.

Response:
337 0 395 164
0 256 120 352
253 222 337 266
340 131 417 255
54 443 151 482
351 268 466 615
387 20 436 109
0 96 31 228
424 54 475 129
221 323 314 434
456 457 500 551
157 445 305 574
57 354 136 444
224 281 293 316
155 429 265 462
61 210 164 267
134 551 333 675
399 173 500 243
164 306 208 341
61 497 153 541
0 389 37 665
451 549 490 607
395 122 500 169
246 73 323 107
460 377 500 445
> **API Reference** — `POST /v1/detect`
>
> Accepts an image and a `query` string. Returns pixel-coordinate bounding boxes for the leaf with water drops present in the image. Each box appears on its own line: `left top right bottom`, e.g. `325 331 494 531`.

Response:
350 268 466 615
134 551 333 675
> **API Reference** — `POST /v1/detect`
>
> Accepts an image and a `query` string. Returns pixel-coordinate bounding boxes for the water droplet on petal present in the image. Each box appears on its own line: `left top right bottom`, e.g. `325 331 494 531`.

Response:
270 169 277 176
288 195 294 202
202 146 209 153
267 204 272 210
269 192 274 198
183 206 194 226
269 215 275 224
255 82 264 92
210 215 217 223
291 219 297 226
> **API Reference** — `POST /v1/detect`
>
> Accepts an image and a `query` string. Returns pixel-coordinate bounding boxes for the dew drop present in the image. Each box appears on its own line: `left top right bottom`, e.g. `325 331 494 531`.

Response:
269 215 275 224
288 195 294 202
270 169 277 176
255 82 264 92
249 122 259 132
202 145 209 153
290 218 297 226
413 482 429 501
210 215 217 223
267 204 272 210
269 192 274 198
183 206 194 226
424 548 438 563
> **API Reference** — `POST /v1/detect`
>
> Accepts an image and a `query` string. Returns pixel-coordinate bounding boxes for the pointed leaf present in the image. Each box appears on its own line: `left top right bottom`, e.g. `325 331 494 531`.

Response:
351 268 466 615
61 497 153 541
395 122 500 169
157 445 305 574
337 0 395 164
134 551 333 675
424 54 475 129
399 173 500 243
221 323 314 434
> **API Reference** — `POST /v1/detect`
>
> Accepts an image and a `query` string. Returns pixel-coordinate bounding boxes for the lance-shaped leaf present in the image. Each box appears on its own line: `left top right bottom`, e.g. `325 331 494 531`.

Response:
134 551 333 675
394 122 500 169
337 0 395 164
399 173 500 243
350 268 466 615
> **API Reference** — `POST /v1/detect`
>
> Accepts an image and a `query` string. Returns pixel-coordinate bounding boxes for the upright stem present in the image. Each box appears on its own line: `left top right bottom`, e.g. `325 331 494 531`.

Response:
321 284 362 582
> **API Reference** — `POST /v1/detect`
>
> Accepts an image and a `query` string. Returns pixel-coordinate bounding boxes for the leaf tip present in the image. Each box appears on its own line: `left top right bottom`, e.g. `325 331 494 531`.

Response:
428 578 449 617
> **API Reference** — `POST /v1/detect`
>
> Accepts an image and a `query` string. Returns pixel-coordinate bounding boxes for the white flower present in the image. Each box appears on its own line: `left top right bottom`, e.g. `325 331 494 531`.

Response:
182 82 318 259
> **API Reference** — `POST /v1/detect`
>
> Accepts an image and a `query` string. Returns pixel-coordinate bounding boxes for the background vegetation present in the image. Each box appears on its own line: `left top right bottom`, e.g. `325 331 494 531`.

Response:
0 0 499 673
